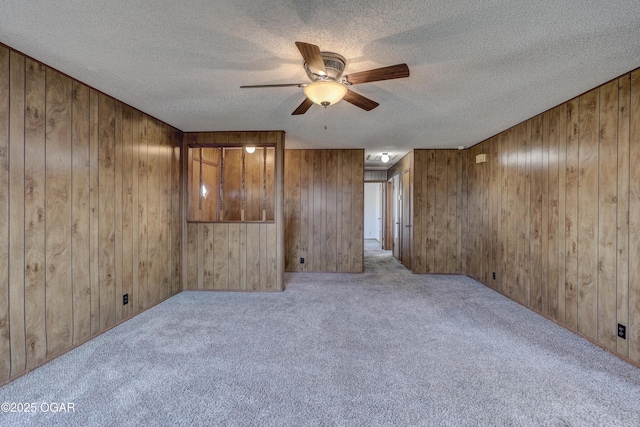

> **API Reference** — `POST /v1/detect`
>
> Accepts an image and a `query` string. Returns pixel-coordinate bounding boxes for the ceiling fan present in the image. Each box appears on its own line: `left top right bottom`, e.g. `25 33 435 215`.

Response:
240 42 410 115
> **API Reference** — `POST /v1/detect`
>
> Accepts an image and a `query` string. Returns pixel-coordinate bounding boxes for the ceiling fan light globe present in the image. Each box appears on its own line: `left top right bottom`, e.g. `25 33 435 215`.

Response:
303 80 348 106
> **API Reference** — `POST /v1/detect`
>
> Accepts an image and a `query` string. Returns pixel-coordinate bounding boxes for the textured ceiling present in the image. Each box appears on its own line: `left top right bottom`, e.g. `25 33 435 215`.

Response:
1 1 640 169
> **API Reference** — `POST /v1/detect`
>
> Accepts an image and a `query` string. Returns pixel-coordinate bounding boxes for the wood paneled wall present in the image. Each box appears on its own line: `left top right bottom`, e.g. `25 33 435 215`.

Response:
466 69 640 365
413 150 466 274
0 46 182 383
284 150 364 273
183 131 284 291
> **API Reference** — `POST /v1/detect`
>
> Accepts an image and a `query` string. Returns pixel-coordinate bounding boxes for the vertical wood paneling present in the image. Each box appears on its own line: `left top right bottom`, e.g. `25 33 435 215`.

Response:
122 105 134 319
239 223 247 290
299 150 310 272
629 70 640 362
88 89 100 334
0 47 181 383
339 150 352 272
351 151 364 273
284 149 363 273
465 69 640 367
146 120 160 305
577 89 599 340
212 223 229 290
202 223 214 290
597 80 618 350
44 67 73 357
434 151 447 271
137 114 149 310
548 107 560 320
412 151 425 273
516 123 528 305
186 223 198 288
565 98 579 330
246 223 261 290
228 223 241 290
325 150 338 272
114 102 123 322
171 134 181 295
71 80 91 342
24 58 46 368
426 150 436 273
0 46 9 380
284 150 300 271
530 115 543 312
312 150 323 271
617 74 631 356
541 112 549 316
9 51 26 374
98 95 116 330
488 138 498 290
504 128 517 300
557 103 568 324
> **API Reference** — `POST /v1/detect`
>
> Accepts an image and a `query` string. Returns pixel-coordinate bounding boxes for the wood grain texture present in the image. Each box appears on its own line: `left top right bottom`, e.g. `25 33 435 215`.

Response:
339 150 353 272
183 131 284 290
146 119 160 305
464 69 640 366
202 223 214 289
88 89 100 334
98 94 116 330
9 51 27 375
434 151 447 271
212 223 229 290
516 123 528 306
541 112 549 316
629 70 640 362
284 150 300 271
284 149 363 273
137 114 149 310
577 89 599 341
71 80 91 342
504 127 517 300
547 107 560 320
114 102 124 322
24 58 47 368
530 115 543 311
45 67 73 357
0 47 182 382
617 74 631 356
426 150 436 273
351 151 364 273
325 150 338 272
565 98 579 330
556 104 568 324
0 46 8 381
597 80 618 350
122 104 134 319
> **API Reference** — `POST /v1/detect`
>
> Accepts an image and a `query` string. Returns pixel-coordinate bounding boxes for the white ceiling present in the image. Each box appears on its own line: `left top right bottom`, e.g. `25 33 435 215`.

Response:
2 1 640 169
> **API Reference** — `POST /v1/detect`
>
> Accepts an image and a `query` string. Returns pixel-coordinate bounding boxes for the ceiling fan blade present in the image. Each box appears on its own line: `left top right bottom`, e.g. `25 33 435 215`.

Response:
292 98 314 115
240 83 306 88
343 90 379 111
344 63 409 85
295 41 327 76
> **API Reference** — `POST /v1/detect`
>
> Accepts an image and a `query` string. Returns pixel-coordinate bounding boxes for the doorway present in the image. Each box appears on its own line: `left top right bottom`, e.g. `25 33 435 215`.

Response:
364 182 383 248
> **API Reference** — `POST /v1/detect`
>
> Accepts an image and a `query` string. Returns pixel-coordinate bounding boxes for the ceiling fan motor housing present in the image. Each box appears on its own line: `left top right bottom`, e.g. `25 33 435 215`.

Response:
304 52 346 82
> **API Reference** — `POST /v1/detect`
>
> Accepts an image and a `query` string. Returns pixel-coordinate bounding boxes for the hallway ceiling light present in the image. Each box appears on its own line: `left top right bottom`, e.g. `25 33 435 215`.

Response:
381 153 390 163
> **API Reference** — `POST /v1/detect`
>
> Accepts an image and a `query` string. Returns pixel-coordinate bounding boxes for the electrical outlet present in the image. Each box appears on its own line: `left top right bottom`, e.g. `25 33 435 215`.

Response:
300 257 305 264
123 294 129 305
618 324 626 339
492 272 496 280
